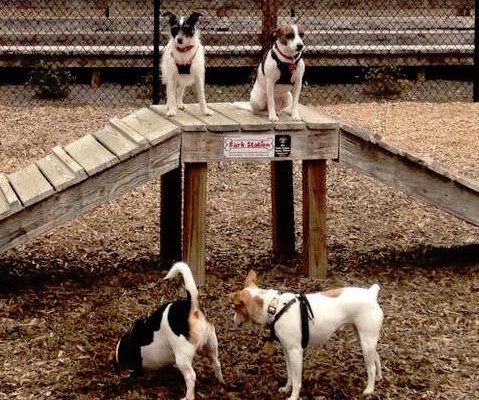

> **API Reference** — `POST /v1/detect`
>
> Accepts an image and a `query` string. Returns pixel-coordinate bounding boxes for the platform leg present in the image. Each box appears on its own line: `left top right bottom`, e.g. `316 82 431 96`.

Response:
271 161 296 260
160 167 182 264
183 162 207 285
302 160 327 278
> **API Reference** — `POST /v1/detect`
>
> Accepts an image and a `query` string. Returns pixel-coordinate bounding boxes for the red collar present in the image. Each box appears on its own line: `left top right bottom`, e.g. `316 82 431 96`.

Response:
274 44 302 63
176 45 195 53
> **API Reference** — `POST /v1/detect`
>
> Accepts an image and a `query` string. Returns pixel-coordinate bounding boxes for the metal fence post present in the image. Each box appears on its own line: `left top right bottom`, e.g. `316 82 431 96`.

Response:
261 0 278 54
152 0 161 105
474 0 479 102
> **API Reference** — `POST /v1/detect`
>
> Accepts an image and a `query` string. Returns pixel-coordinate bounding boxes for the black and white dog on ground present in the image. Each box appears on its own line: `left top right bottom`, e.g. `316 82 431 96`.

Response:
112 262 224 400
161 12 213 117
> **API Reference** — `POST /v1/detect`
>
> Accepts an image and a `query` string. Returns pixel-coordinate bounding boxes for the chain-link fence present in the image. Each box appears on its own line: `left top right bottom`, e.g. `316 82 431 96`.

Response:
0 0 477 106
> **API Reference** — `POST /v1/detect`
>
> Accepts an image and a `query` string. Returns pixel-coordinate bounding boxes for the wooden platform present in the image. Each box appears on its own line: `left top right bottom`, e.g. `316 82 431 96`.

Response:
1 102 479 284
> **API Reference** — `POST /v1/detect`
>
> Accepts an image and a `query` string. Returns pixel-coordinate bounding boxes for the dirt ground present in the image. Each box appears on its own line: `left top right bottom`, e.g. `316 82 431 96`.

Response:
0 103 478 400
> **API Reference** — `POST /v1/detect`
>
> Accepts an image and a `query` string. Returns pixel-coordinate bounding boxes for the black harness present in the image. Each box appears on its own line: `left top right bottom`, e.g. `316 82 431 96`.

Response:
261 46 303 85
175 48 199 75
269 294 314 349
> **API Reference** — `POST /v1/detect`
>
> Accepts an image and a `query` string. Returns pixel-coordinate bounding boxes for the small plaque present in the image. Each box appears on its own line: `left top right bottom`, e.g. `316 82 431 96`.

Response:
224 134 275 158
275 135 291 157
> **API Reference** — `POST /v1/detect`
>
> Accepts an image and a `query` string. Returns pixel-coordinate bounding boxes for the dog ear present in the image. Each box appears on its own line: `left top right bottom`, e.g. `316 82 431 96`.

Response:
271 28 281 42
245 270 257 287
162 11 177 26
186 11 202 27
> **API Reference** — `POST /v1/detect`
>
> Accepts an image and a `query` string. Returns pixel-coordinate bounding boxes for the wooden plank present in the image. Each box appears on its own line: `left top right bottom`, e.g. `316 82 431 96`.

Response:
64 134 119 176
209 102 273 131
339 129 479 227
52 146 86 178
183 163 208 286
119 107 180 145
274 112 307 131
149 104 207 132
271 161 295 260
302 160 328 278
160 167 182 263
8 164 55 207
0 173 22 219
36 152 87 191
109 118 150 146
181 129 339 162
233 101 306 131
93 124 146 161
0 136 181 253
183 103 239 132
298 104 339 130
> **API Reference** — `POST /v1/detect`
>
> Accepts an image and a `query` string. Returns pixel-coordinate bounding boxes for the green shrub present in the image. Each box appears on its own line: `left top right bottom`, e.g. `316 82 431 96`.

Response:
362 66 409 99
28 61 74 100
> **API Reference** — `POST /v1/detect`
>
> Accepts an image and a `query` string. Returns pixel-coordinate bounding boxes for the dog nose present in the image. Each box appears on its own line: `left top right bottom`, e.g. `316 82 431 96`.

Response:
296 43 304 51
177 37 183 44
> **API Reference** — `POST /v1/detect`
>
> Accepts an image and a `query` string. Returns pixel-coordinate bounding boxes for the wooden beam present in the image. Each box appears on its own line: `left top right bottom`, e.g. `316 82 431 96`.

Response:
0 136 180 253
183 163 208 285
271 161 295 260
181 129 338 163
160 167 182 264
302 160 327 278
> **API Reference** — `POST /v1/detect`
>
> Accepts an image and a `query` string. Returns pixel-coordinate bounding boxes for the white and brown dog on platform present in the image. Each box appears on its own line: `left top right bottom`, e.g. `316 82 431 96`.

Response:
250 23 305 122
229 271 383 400
112 262 224 400
161 11 213 116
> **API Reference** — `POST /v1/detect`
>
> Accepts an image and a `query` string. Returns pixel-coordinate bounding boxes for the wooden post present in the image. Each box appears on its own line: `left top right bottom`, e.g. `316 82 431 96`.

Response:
160 167 182 263
474 0 479 102
183 162 208 285
261 0 278 53
271 161 295 260
302 160 327 278
152 0 161 105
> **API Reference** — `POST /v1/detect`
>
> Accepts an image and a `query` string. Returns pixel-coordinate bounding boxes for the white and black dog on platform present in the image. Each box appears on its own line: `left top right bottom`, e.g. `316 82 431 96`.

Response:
161 11 213 117
112 262 224 400
229 270 384 400
250 23 305 122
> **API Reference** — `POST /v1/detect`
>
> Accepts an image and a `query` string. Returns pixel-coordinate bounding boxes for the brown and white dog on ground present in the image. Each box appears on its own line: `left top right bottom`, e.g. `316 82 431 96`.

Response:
229 271 383 400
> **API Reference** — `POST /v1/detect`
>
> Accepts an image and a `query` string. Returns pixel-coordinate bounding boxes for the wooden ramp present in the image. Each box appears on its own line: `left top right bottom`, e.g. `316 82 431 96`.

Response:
338 121 479 227
0 107 181 253
1 102 479 283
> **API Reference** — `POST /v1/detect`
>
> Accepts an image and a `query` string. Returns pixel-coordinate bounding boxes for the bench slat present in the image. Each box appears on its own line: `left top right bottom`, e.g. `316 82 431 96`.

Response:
209 102 272 131
64 134 119 176
183 103 239 132
36 151 87 191
298 105 339 130
93 124 146 161
0 173 22 219
8 164 55 207
121 107 180 145
150 105 207 132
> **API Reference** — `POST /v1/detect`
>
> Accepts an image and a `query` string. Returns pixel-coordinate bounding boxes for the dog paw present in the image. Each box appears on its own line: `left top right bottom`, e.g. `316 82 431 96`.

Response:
291 113 301 121
202 108 214 116
178 104 186 110
166 109 178 117
278 385 291 394
269 114 279 122
363 387 374 395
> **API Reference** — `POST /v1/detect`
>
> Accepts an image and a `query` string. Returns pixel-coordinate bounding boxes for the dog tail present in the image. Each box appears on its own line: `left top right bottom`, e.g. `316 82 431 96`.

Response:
369 283 380 299
165 262 199 310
